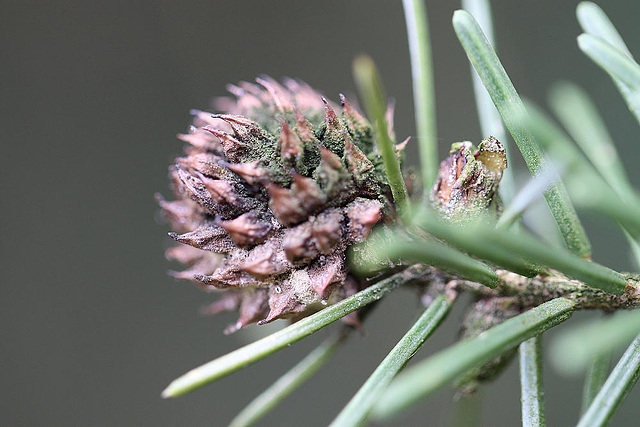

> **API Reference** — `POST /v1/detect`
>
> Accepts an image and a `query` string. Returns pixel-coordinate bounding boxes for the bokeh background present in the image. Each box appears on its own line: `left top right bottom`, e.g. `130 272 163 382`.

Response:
4 1 640 425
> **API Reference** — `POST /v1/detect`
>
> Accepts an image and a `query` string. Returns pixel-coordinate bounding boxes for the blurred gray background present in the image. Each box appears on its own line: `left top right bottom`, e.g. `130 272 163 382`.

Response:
3 1 640 425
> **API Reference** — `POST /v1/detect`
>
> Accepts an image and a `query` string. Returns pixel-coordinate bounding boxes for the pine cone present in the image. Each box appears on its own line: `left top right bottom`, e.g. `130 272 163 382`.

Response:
158 77 399 333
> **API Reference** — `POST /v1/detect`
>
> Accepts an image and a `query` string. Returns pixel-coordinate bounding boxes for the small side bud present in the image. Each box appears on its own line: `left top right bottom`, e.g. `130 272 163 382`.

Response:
430 138 506 222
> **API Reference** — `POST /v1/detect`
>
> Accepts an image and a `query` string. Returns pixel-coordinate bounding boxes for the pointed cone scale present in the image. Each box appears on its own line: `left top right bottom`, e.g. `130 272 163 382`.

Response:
266 183 306 226
282 222 317 264
290 173 326 214
155 194 200 232
218 210 273 247
319 146 346 173
200 292 242 316
311 210 344 254
225 160 266 185
395 136 410 152
196 267 260 288
295 109 316 144
203 293 242 315
343 130 374 179
192 272 231 289
169 224 235 252
260 281 307 324
198 176 236 204
314 147 353 200
196 173 256 217
227 289 270 334
340 93 369 129
278 121 303 165
345 198 383 243
239 247 287 277
203 126 250 162
165 244 206 265
177 130 220 152
176 153 231 179
256 76 295 112
211 114 270 143
308 254 344 298
283 78 326 112
322 97 345 156
190 109 222 127
175 167 216 212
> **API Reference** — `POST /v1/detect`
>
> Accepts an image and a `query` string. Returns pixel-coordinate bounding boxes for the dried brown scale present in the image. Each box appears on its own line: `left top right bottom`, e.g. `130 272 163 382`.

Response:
159 77 400 332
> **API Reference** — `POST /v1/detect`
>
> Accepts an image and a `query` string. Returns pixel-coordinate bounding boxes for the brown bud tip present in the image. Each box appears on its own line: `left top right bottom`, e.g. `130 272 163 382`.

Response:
475 136 507 175
218 210 273 247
